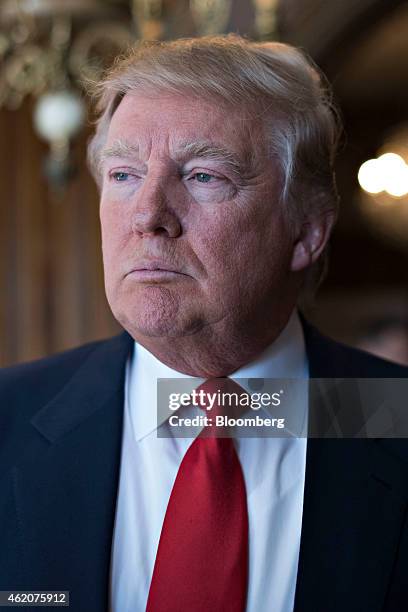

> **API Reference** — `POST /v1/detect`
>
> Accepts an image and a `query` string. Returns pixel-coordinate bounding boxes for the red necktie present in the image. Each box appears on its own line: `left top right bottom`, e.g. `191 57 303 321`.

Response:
146 378 249 612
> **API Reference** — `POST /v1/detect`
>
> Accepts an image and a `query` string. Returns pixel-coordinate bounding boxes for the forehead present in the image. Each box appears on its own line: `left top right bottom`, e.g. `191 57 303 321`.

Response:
105 91 264 155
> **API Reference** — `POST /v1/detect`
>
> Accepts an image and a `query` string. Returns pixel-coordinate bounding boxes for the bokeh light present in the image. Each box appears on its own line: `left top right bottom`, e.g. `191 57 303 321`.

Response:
358 152 408 198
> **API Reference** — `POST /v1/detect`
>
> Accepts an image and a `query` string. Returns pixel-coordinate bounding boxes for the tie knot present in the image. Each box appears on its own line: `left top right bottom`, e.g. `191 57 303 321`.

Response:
192 377 250 436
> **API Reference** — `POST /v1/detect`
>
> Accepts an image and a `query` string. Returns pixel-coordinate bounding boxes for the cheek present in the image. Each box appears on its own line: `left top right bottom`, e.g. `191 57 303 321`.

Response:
100 202 130 260
99 209 128 297
193 204 292 294
192 208 258 293
194 203 259 262
196 213 243 263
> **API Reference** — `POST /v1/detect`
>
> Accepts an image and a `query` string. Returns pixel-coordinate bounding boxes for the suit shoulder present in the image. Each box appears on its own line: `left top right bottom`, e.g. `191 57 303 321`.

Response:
330 338 408 377
1 337 103 385
0 335 123 421
302 318 408 378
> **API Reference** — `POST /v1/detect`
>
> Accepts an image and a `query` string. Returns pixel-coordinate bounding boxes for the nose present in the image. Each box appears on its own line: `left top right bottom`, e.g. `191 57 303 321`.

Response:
132 174 182 238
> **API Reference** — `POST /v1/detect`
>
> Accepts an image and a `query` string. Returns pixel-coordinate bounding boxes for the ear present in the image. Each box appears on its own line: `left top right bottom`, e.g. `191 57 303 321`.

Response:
290 211 335 272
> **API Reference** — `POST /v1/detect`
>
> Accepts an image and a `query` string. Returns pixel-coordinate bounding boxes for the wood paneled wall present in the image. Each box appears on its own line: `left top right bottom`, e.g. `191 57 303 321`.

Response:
0 101 120 367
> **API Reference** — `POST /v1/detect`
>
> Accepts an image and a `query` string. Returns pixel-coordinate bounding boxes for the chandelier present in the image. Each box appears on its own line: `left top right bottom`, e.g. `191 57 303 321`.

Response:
0 0 278 187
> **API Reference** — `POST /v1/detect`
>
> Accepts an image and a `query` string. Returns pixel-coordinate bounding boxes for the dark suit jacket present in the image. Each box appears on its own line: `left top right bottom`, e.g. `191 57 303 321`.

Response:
1 321 408 612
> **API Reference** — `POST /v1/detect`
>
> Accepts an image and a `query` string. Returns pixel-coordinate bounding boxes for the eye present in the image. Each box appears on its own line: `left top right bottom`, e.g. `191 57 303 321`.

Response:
111 171 130 182
183 168 236 202
188 171 227 185
194 172 213 183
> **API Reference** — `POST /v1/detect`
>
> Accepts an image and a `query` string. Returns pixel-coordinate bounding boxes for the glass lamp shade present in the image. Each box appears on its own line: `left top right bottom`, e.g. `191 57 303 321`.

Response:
33 90 86 143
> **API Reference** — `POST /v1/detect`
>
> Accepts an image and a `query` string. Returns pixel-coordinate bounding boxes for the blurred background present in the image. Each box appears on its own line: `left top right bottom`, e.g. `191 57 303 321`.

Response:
1 0 408 367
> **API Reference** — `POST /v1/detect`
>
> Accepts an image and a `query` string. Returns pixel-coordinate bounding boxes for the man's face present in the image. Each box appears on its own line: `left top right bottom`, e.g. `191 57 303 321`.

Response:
99 91 298 343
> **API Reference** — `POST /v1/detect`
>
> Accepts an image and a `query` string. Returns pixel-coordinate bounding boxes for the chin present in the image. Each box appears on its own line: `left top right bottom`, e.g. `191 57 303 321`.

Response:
127 318 179 338
122 315 202 339
109 287 186 338
118 308 209 341
110 283 213 340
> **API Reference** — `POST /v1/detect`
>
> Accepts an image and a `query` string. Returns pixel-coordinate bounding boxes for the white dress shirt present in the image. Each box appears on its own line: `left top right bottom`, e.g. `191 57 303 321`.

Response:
109 310 309 612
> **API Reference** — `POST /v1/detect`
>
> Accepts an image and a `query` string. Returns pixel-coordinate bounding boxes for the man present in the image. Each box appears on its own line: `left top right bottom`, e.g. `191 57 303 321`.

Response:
1 35 408 612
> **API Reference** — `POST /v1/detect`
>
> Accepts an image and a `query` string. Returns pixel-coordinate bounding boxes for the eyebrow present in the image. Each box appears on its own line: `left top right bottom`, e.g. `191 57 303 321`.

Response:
99 139 255 176
173 141 246 175
99 141 141 172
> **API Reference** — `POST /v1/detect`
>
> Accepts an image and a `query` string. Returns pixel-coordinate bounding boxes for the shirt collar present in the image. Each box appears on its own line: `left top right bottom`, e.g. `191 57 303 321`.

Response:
127 309 308 442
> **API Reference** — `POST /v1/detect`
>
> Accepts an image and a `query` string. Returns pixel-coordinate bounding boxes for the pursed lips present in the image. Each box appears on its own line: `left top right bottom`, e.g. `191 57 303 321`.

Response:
126 261 191 279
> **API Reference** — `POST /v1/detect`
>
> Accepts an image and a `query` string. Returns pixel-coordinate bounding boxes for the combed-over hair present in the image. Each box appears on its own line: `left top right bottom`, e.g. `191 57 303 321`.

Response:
87 34 341 298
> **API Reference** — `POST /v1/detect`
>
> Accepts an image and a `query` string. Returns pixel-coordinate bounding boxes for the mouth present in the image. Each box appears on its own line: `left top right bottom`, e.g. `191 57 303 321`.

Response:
126 262 191 282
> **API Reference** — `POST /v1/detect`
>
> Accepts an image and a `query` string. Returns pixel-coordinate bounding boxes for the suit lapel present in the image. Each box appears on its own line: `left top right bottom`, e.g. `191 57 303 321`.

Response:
294 321 408 612
12 332 133 611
